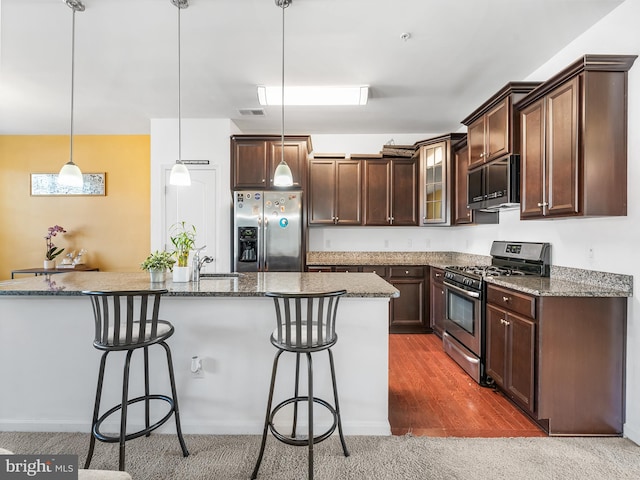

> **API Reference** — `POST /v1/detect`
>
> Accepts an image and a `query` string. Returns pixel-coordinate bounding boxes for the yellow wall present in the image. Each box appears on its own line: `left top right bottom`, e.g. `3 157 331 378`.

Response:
0 135 150 280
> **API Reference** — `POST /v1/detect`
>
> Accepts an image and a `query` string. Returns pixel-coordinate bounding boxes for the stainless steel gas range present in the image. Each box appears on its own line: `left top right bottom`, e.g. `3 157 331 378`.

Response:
442 241 551 385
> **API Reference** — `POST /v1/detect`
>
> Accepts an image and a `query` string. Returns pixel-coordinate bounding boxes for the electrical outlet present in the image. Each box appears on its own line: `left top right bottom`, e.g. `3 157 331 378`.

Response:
384 239 389 249
190 356 204 379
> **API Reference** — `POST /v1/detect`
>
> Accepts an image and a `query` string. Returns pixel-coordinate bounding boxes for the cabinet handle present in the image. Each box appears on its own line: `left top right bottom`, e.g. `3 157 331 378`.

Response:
502 296 510 303
480 153 485 158
335 216 339 223
500 318 510 326
405 270 409 275
537 202 549 207
435 273 441 278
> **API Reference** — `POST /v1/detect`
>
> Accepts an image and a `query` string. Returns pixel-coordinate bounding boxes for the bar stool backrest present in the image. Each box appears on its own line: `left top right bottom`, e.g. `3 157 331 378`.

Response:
82 289 170 349
266 290 347 350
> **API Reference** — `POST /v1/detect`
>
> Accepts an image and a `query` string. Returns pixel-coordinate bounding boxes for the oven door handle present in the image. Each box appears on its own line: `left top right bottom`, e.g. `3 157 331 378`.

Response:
444 281 481 299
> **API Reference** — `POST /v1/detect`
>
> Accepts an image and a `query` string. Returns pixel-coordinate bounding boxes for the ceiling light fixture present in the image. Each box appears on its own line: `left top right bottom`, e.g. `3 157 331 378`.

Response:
272 0 293 188
169 0 191 187
257 85 369 106
58 0 85 188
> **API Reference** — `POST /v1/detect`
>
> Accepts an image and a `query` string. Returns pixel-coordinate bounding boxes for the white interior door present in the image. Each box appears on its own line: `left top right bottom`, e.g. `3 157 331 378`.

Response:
163 167 218 273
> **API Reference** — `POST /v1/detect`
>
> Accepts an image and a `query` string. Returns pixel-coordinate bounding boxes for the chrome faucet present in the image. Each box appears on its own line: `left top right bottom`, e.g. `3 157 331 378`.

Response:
192 246 214 282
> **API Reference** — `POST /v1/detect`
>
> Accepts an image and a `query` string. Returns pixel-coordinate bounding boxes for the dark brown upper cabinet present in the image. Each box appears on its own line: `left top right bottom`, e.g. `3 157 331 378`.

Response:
231 135 312 190
308 155 361 225
462 82 541 170
361 155 418 226
452 136 473 225
516 54 637 220
414 134 465 226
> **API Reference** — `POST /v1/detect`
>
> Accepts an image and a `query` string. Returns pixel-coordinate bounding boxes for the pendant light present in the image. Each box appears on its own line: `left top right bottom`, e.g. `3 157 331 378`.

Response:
272 0 294 188
58 0 84 188
169 0 191 186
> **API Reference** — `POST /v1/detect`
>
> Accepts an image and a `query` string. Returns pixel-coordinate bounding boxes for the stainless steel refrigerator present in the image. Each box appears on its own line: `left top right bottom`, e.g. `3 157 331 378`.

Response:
233 190 303 272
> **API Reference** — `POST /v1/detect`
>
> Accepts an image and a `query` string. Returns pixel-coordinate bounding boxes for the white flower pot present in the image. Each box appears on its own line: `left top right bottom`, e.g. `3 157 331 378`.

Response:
172 266 191 283
43 260 55 269
149 269 166 283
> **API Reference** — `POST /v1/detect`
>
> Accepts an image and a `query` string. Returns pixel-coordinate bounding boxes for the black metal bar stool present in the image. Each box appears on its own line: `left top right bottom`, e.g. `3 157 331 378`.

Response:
251 290 350 480
82 289 189 471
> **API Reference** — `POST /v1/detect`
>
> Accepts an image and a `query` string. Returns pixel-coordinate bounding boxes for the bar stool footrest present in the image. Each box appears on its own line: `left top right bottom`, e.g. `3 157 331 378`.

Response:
268 396 338 447
93 394 175 443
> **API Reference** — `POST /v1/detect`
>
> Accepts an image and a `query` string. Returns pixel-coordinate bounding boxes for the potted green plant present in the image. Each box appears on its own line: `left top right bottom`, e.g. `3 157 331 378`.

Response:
141 250 176 283
169 221 196 282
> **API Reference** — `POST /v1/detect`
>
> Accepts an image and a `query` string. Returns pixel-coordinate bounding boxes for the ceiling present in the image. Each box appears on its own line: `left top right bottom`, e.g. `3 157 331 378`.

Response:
0 0 625 136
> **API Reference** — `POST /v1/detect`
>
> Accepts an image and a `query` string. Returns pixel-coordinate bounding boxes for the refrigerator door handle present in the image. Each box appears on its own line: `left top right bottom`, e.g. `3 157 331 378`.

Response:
263 216 268 271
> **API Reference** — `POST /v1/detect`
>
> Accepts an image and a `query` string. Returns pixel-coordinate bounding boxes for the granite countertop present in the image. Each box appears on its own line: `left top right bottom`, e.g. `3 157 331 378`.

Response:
0 271 399 298
306 251 633 298
486 276 631 297
306 251 491 269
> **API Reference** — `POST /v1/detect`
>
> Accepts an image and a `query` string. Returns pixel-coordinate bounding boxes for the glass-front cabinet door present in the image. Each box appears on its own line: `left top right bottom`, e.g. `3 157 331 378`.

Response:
420 141 447 224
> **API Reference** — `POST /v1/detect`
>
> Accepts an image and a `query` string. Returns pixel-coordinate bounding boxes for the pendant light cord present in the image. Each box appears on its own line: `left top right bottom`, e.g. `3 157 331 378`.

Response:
178 5 182 163
69 8 76 162
280 1 286 165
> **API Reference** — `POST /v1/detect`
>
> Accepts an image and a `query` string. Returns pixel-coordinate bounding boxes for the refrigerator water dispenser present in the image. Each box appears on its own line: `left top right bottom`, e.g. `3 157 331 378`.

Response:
238 227 258 263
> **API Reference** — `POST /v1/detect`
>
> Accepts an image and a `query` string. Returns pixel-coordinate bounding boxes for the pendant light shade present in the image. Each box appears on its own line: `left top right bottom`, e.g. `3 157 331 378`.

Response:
273 160 293 187
58 0 84 188
169 0 191 187
169 162 191 186
59 161 83 187
272 0 294 188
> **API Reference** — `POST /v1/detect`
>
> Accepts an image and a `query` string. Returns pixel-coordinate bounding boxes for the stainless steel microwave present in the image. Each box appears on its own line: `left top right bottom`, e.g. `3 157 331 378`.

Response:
467 155 520 211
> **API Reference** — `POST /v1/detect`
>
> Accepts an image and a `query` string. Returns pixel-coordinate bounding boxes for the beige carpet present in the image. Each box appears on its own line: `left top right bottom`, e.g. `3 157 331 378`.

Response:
1 432 640 479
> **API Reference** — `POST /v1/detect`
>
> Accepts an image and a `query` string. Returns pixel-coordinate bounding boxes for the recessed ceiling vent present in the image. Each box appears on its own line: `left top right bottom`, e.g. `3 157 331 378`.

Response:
239 108 266 116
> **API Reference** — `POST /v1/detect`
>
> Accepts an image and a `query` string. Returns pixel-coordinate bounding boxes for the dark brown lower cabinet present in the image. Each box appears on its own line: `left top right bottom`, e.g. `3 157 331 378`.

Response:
486 283 627 435
307 266 332 273
309 265 429 333
486 304 536 412
387 266 428 333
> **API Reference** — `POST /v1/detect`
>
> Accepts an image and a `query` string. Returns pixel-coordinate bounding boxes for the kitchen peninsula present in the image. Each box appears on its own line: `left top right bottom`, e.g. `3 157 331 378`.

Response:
0 272 398 436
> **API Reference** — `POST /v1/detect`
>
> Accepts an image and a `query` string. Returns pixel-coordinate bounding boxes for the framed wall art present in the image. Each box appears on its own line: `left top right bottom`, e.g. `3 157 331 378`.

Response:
30 173 106 196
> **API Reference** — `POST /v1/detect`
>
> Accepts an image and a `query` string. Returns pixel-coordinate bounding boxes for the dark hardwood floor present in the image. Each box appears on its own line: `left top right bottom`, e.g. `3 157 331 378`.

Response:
389 333 546 437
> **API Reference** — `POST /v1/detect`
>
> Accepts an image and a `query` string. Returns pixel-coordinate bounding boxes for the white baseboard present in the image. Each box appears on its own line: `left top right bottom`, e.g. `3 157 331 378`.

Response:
624 422 640 446
0 419 391 436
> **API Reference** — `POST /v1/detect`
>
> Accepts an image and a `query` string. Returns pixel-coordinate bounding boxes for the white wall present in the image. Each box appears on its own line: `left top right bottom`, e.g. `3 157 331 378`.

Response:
306 0 640 443
150 118 234 271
